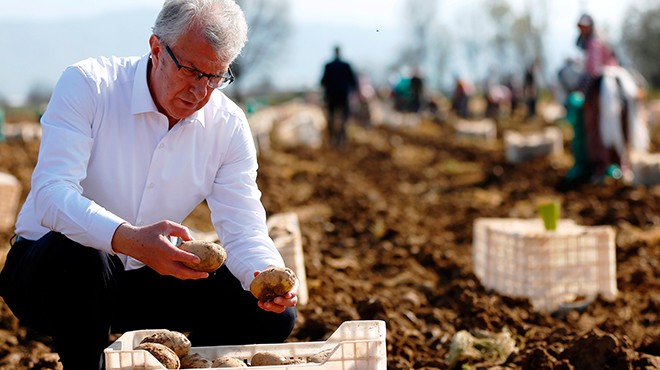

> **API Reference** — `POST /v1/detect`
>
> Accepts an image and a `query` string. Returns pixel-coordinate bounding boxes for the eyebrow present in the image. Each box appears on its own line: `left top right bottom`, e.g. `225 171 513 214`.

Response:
166 44 225 78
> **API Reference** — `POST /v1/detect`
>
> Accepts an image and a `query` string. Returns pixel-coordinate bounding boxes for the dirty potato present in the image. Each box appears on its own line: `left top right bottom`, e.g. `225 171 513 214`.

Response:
211 356 248 367
135 342 180 369
307 349 332 363
249 267 297 302
250 351 289 366
140 330 191 358
179 240 227 273
180 352 212 368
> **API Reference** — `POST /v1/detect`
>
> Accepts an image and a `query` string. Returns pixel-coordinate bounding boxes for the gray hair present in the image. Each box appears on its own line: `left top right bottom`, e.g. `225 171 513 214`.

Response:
152 0 248 63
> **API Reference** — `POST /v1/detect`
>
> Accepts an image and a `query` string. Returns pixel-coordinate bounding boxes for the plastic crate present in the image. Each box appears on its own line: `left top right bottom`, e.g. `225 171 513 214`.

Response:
504 126 563 164
104 320 387 370
473 218 617 312
266 212 308 305
630 150 660 186
454 118 497 141
0 172 22 232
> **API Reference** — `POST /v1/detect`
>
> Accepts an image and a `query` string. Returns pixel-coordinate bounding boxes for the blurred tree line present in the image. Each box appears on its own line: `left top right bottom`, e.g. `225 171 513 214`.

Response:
622 2 660 88
398 0 660 93
2 0 659 113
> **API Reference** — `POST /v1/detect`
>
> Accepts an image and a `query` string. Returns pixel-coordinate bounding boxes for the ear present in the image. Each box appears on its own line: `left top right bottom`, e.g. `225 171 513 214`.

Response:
149 35 162 67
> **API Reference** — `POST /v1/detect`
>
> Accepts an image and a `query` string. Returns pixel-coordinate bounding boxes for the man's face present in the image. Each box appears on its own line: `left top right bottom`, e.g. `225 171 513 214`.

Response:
148 29 230 124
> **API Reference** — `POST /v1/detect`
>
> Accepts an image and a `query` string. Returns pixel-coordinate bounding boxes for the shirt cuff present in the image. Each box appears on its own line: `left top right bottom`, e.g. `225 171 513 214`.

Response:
90 210 127 255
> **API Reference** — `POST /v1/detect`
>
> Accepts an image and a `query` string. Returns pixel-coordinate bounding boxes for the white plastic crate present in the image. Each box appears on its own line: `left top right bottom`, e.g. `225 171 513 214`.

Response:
473 218 617 312
629 150 660 186
266 212 309 305
504 126 563 164
0 172 22 232
454 118 497 141
104 320 387 370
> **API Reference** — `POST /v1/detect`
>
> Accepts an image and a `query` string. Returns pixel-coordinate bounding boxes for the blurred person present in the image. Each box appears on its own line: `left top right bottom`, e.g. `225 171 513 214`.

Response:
320 45 358 148
507 73 523 115
353 72 377 127
0 1 298 369
451 75 473 119
409 67 425 113
523 60 540 121
575 13 620 181
557 57 584 108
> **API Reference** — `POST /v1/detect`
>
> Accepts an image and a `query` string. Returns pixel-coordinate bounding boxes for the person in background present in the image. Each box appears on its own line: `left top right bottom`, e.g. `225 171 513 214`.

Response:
0 1 298 369
409 67 425 113
575 13 620 181
451 75 473 119
523 59 540 121
320 45 358 149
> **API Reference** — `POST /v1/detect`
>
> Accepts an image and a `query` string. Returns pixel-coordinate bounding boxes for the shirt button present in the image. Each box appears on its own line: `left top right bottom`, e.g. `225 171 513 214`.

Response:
148 183 155 188
159 143 165 149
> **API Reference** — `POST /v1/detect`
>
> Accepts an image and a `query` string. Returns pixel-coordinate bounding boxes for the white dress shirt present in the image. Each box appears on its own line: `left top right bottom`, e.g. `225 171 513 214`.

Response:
14 53 283 290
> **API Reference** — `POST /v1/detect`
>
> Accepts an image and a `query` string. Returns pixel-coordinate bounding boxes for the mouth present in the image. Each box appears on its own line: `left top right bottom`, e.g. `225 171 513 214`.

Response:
179 97 198 109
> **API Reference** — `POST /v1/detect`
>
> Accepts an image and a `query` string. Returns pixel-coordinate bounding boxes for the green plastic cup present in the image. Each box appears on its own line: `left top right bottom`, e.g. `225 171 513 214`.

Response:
538 201 560 231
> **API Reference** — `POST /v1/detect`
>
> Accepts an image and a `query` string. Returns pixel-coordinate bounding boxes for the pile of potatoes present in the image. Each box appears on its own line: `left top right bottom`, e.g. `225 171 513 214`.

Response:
134 330 332 369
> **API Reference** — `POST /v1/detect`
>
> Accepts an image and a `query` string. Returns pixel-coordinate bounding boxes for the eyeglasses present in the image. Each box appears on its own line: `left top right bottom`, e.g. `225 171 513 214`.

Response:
164 44 234 90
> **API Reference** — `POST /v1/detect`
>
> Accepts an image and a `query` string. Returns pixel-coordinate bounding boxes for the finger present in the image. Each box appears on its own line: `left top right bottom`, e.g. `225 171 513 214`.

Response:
274 295 298 307
259 301 285 313
174 266 209 280
169 246 202 266
167 223 194 241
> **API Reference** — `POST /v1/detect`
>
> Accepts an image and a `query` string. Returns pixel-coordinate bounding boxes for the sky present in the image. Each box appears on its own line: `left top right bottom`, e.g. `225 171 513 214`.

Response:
0 0 638 104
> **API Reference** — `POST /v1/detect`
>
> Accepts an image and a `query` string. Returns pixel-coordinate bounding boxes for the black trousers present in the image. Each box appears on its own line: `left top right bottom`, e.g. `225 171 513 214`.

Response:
326 97 350 148
0 232 296 370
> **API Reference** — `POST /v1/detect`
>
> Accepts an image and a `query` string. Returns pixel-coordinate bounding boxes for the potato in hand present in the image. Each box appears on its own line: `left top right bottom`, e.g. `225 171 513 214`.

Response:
179 240 227 273
249 266 297 302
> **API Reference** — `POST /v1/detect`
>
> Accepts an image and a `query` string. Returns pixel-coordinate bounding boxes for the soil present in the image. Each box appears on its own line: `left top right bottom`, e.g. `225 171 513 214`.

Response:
0 105 659 370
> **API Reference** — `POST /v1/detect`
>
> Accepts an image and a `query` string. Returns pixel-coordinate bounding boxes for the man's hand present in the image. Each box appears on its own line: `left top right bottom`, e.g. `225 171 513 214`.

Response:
111 221 209 280
253 268 299 313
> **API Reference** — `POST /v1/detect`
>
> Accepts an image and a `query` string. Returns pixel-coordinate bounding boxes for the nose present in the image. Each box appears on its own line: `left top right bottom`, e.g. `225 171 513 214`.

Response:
189 78 209 100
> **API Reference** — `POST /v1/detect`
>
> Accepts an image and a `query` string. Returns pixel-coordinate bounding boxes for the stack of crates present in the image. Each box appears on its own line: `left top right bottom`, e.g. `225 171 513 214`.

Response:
473 218 617 312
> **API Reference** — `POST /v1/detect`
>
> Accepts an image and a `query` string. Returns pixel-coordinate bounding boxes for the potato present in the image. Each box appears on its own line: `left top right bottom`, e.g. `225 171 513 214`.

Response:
249 267 297 302
307 349 332 363
180 352 212 368
211 356 248 367
250 351 289 366
135 342 180 369
179 240 227 272
140 330 191 358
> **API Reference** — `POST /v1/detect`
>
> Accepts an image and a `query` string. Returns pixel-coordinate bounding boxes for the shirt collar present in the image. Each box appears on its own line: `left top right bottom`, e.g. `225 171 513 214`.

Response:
179 109 206 128
131 53 159 115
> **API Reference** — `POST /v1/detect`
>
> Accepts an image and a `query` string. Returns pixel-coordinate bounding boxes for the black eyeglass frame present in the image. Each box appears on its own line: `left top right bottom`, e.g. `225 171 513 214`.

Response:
164 44 234 90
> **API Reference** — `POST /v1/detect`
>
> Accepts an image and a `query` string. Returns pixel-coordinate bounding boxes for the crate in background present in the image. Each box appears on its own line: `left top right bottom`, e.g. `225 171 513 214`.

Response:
267 212 308 306
504 126 563 164
629 150 660 186
0 172 22 232
454 118 497 141
105 320 387 370
473 218 617 312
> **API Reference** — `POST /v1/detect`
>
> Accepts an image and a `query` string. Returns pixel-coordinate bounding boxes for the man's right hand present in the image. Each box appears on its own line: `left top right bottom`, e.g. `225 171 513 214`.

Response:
111 221 209 280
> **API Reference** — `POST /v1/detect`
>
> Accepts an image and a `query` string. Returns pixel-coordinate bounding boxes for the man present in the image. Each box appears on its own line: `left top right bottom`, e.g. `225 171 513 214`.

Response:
320 45 357 149
0 1 297 369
